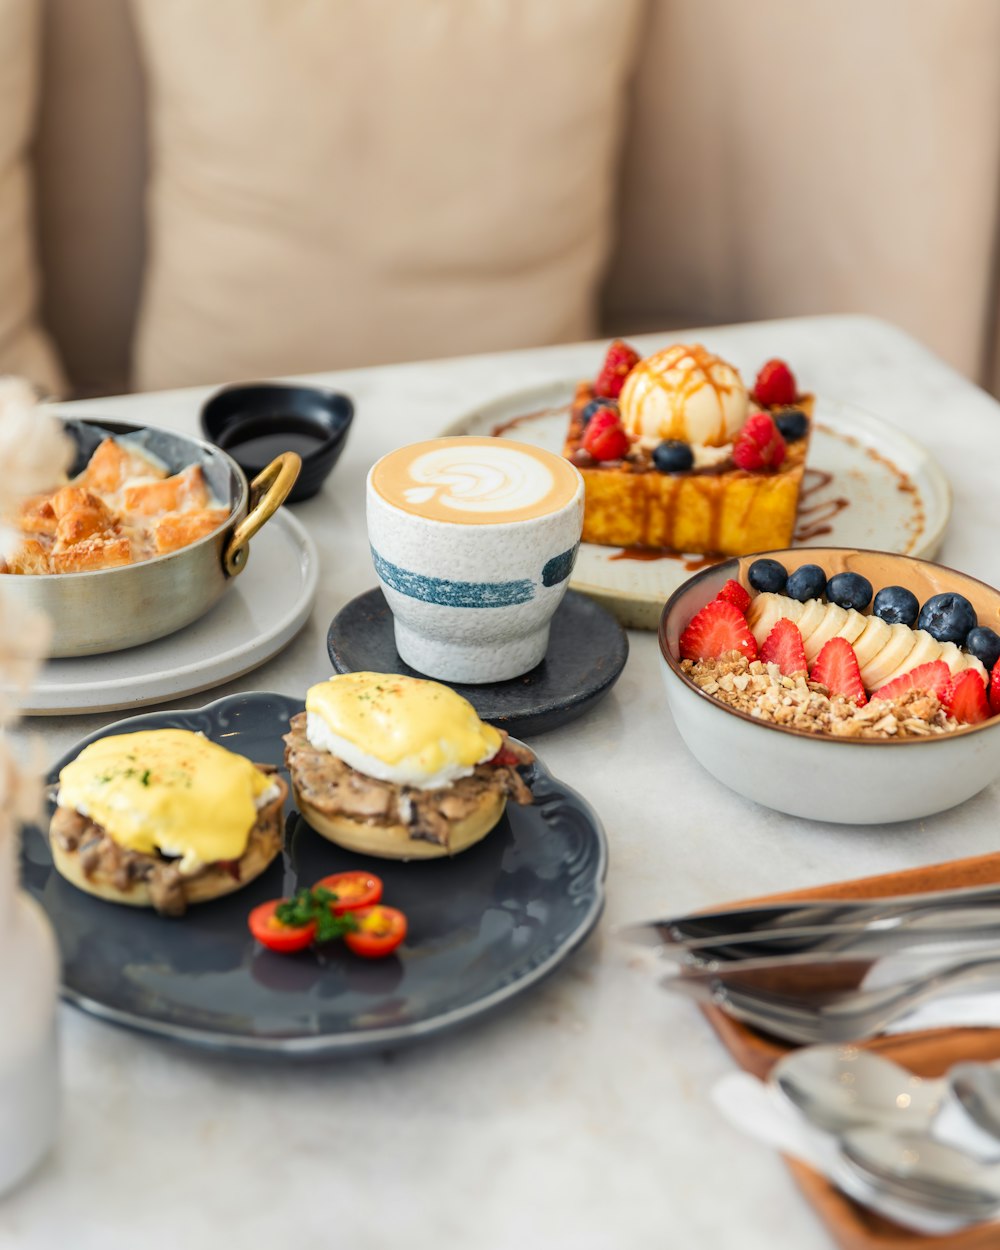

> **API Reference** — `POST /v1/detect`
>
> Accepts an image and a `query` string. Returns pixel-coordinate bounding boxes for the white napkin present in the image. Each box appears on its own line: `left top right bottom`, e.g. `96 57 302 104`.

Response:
711 1071 1000 1236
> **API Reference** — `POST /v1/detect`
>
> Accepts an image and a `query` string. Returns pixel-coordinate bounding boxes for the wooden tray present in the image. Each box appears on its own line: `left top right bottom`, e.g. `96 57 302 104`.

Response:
701 850 1000 1250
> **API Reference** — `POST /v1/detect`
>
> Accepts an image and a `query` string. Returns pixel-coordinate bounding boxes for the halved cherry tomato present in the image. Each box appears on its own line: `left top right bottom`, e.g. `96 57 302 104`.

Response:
314 871 383 915
248 900 316 953
343 905 407 958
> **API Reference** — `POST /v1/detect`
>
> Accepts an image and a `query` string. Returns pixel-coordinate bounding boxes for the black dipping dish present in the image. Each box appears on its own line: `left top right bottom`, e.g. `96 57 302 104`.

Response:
200 382 353 503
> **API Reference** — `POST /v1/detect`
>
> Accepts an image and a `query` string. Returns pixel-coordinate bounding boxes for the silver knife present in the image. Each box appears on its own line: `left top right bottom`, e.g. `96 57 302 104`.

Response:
623 881 1000 947
658 941 1000 1001
633 907 1000 965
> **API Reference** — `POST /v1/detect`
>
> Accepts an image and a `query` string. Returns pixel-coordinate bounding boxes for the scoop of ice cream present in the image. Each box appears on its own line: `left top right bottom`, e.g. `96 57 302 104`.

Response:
619 344 749 448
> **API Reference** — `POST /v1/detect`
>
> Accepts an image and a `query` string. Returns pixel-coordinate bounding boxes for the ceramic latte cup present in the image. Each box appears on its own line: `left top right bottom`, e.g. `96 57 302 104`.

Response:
367 436 584 682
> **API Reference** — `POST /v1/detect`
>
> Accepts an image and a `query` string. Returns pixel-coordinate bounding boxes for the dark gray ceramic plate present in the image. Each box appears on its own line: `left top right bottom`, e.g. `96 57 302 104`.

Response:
328 588 629 736
21 692 607 1057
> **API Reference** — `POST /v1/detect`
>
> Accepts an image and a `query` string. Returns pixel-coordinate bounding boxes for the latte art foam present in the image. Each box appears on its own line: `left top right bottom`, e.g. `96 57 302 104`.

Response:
404 446 556 515
371 437 581 525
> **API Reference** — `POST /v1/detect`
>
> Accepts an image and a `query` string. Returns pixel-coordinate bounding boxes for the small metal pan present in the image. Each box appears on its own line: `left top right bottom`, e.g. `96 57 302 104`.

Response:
2 417 301 657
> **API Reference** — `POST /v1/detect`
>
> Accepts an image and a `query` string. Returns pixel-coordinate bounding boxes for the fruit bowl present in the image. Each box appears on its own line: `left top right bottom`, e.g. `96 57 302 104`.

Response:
658 547 1000 824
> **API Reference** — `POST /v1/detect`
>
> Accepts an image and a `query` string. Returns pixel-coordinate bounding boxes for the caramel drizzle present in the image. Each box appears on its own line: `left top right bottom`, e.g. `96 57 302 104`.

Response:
794 468 849 543
609 547 720 571
626 344 740 444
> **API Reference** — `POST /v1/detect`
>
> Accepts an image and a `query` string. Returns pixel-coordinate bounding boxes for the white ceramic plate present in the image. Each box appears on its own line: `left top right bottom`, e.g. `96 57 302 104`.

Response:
15 510 318 715
444 383 952 629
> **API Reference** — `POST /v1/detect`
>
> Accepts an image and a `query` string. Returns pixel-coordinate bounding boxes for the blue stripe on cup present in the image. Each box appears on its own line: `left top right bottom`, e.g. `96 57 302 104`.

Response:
371 547 535 608
541 544 579 587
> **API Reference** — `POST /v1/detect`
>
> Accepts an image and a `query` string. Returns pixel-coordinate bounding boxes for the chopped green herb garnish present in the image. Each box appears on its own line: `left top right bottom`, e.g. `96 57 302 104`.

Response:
275 886 358 944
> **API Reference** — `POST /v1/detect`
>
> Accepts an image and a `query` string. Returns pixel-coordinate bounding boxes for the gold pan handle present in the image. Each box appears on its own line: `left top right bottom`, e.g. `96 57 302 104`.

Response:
223 452 301 577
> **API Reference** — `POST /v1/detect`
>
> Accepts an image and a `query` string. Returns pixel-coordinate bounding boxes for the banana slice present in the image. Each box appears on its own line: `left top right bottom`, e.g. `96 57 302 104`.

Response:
967 654 988 682
851 616 892 670
860 623 919 689
837 609 869 648
875 629 943 688
796 599 832 647
937 642 987 681
748 593 803 647
801 604 848 661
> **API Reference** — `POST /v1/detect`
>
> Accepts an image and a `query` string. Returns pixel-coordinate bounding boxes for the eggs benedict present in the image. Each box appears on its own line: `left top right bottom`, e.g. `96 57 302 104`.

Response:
49 729 287 915
283 673 534 858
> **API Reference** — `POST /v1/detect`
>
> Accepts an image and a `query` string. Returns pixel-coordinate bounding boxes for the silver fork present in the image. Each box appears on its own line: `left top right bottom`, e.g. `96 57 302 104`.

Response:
664 952 1000 1044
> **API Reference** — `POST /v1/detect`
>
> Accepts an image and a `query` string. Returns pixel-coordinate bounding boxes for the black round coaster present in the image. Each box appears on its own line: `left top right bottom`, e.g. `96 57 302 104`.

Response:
327 588 628 737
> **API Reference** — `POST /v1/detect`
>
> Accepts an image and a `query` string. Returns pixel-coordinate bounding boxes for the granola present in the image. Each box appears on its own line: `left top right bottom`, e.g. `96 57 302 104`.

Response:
682 653 960 739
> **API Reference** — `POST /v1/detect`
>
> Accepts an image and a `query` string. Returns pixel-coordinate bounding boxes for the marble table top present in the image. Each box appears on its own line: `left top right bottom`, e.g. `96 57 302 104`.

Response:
7 315 1000 1249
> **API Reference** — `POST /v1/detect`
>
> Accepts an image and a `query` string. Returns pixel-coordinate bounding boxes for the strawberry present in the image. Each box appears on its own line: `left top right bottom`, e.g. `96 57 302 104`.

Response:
873 660 951 702
810 637 867 704
679 600 758 663
990 657 1000 714
752 358 797 407
594 340 640 399
582 414 630 461
760 618 808 676
716 579 752 614
732 413 787 471
941 669 991 724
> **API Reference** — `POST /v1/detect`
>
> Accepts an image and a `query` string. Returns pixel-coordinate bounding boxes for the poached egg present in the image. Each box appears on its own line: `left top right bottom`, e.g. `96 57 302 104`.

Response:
305 672 502 790
57 729 277 873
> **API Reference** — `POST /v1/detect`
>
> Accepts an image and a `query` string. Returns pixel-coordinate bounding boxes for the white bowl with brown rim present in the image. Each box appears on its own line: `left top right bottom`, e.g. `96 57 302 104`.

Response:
658 547 1000 824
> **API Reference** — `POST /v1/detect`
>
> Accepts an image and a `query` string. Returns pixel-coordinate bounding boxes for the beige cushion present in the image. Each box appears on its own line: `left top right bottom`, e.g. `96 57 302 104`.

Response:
32 0 146 398
606 0 1000 383
132 0 641 391
0 0 64 396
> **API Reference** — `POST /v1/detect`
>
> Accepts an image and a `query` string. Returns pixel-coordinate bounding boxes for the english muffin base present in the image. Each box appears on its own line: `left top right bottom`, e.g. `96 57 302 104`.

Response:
49 772 287 915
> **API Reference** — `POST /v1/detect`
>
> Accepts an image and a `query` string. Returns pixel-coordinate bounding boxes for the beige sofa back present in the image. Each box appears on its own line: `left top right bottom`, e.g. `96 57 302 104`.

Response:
30 0 1000 397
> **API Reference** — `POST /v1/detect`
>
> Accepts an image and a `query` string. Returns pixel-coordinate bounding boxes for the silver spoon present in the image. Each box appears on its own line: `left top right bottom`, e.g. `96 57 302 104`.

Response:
772 1046 1000 1161
770 1045 940 1134
951 1064 1000 1138
945 1064 1000 1158
840 1126 1000 1215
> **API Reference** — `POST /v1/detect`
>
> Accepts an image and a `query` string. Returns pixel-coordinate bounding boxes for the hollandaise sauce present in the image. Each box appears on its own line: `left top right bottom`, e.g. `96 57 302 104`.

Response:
305 672 501 790
57 729 270 863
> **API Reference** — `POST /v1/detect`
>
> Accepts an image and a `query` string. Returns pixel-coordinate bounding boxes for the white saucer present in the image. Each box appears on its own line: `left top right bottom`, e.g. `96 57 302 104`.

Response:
16 510 318 716
445 383 952 629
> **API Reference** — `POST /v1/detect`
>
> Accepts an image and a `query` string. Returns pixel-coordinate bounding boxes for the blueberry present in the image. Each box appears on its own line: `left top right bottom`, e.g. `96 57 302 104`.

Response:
917 592 977 644
581 399 617 426
774 409 808 442
965 626 1000 671
748 558 788 594
652 440 694 473
785 563 826 602
872 585 919 627
826 572 873 611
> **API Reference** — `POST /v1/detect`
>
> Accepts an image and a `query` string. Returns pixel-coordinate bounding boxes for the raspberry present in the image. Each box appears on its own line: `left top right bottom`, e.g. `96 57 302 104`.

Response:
732 413 787 471
594 340 640 399
752 359 797 407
